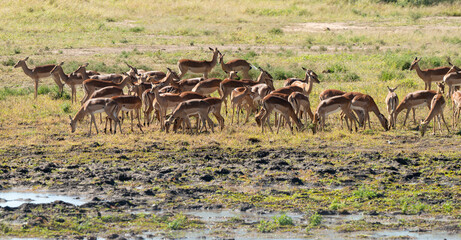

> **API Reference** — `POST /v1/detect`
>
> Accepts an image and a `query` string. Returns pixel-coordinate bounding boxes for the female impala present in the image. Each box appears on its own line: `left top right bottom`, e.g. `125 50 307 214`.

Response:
313 95 359 133
452 91 461 128
79 74 135 104
50 62 85 104
69 98 121 136
164 99 214 133
385 86 399 129
420 93 450 136
410 57 452 90
394 90 437 126
191 77 223 97
351 94 389 131
14 57 64 99
288 92 314 123
111 95 144 133
219 53 252 79
255 94 303 134
177 47 220 79
230 86 256 124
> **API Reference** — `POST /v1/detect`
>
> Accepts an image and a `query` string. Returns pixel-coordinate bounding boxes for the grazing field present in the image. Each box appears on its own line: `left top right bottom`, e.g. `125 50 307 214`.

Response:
0 0 460 239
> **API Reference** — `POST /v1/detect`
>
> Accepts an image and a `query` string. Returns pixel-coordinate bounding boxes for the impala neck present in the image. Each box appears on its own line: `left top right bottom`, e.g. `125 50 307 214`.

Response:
209 51 218 68
413 62 427 80
305 74 314 95
71 107 88 129
76 67 90 80
55 67 69 82
118 76 132 88
423 95 444 123
17 61 34 77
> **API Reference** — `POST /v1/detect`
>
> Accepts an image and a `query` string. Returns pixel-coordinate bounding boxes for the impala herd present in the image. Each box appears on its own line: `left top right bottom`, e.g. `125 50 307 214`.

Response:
13 51 461 137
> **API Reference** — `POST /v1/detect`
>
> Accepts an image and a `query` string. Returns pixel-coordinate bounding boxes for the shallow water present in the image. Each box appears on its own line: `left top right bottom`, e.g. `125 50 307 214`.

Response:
0 191 87 208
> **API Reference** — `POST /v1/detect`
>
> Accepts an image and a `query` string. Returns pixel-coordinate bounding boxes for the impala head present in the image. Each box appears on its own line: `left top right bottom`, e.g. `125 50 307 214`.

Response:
14 57 29 68
73 63 88 75
409 57 421 71
166 67 180 81
69 115 77 133
446 63 461 75
218 52 225 64
229 71 239 80
387 86 398 93
302 67 320 84
50 62 64 74
209 47 220 55
378 113 390 131
125 62 138 76
420 120 429 136
437 82 445 94
258 67 274 89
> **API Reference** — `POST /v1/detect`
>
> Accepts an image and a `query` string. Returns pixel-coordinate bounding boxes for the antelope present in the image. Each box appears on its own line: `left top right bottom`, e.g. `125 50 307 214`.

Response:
219 53 252 79
220 68 274 113
255 94 303 134
164 99 214 133
191 78 223 97
409 57 453 90
385 86 399 129
143 71 167 82
79 74 135 104
150 83 206 130
142 89 155 127
319 89 346 101
203 97 225 131
177 47 220 79
420 93 450 136
71 63 99 79
89 86 125 125
230 86 255 124
130 82 153 97
50 62 85 104
283 77 304 87
313 95 359 133
394 90 437 126
288 92 314 123
14 57 63 99
451 91 461 128
111 95 144 133
170 77 203 92
442 65 461 98
69 98 121 136
74 64 124 84
351 94 389 131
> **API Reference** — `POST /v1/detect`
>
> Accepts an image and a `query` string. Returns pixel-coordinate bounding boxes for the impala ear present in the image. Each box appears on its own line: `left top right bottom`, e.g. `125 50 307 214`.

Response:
166 67 172 72
59 62 64 66
209 47 213 51
69 115 73 121
302 67 307 71
83 63 89 67
24 56 29 61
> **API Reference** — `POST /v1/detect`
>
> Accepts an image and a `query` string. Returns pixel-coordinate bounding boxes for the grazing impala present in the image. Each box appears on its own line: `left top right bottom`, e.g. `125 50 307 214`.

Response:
442 66 461 98
394 90 437 126
351 94 389 131
313 95 359 133
80 74 135 104
255 94 303 134
420 93 450 136
177 47 220 79
14 57 64 99
69 98 121 136
164 99 214 133
385 86 399 129
409 57 453 90
111 95 144 133
50 62 85 104
230 86 256 124
219 53 252 79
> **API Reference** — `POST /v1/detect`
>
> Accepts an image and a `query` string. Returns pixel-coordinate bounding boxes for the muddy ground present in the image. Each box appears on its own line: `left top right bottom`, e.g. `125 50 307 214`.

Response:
0 135 459 239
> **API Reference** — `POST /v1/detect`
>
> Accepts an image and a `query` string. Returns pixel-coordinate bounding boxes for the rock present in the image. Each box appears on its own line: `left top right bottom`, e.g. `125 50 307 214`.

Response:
200 174 214 182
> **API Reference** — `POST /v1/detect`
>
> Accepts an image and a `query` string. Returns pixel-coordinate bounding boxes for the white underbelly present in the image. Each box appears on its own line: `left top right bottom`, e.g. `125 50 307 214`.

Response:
325 107 342 117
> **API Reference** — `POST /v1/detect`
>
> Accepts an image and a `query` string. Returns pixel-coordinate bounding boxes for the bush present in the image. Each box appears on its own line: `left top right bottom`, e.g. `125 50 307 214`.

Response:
257 220 276 233
167 213 187 230
309 212 322 227
2 58 16 66
0 87 32 100
129 26 145 33
379 70 404 81
61 103 72 113
353 186 379 200
269 28 283 35
273 213 294 226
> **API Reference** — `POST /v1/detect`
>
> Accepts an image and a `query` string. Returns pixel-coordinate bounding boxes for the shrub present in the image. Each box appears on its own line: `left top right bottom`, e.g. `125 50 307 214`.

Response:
2 58 15 66
353 186 378 200
257 220 276 233
129 26 145 33
309 212 322 227
269 28 283 35
167 213 187 230
273 213 294 226
61 103 71 113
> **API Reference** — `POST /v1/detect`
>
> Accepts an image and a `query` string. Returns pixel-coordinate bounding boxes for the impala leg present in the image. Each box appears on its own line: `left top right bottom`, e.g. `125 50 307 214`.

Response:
367 112 371 130
51 73 64 94
33 78 39 99
441 113 450 134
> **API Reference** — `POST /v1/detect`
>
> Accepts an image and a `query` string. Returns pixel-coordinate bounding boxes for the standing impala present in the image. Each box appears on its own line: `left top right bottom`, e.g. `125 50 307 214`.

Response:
420 93 450 136
219 53 252 79
14 57 64 99
385 86 399 129
79 74 135 104
394 90 437 126
50 62 85 104
177 47 220 79
409 57 452 90
313 95 359 133
255 94 303 134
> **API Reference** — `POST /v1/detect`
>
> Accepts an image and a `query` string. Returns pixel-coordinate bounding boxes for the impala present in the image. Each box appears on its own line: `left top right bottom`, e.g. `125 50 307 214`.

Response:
170 77 203 92
191 77 223 97
203 97 225 131
220 68 274 112
111 95 144 133
219 53 252 79
14 57 63 99
151 83 206 130
255 94 303 134
74 64 124 84
409 57 453 90
142 89 156 127
451 91 461 128
89 86 125 125
394 90 437 126
319 89 346 101
69 98 121 136
79 74 135 104
288 92 313 123
164 99 214 133
442 67 461 98
230 86 255 124
385 86 399 129
313 95 359 133
50 62 85 104
351 94 389 131
177 47 220 79
420 93 450 136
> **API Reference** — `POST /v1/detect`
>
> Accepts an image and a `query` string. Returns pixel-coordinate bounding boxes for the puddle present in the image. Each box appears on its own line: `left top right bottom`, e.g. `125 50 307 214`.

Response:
185 210 304 223
371 230 461 239
0 191 87 208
